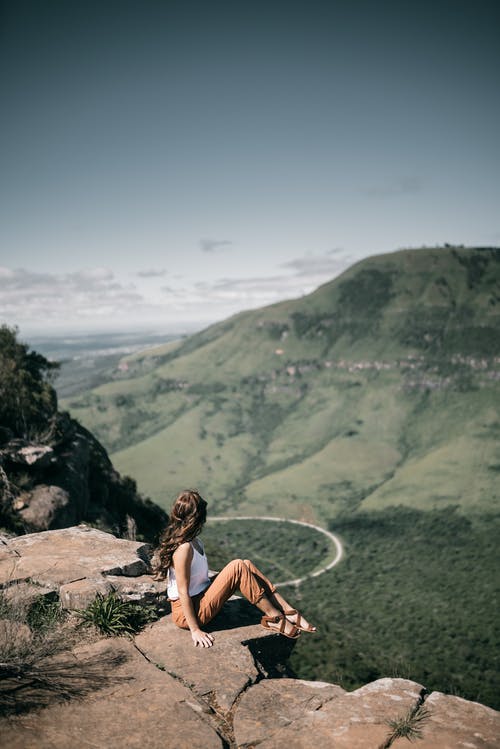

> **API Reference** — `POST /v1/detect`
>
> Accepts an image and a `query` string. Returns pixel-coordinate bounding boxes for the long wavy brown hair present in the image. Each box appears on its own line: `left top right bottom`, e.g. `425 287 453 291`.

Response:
153 489 207 580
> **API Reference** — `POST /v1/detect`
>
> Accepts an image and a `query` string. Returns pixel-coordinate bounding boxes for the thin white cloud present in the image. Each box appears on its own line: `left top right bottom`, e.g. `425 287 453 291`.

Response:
327 247 345 255
184 251 353 310
279 253 353 278
136 268 167 278
199 238 233 252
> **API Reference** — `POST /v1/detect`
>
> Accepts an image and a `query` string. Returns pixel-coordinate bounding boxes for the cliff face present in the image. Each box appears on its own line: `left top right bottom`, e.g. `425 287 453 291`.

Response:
1 527 499 749
0 413 167 541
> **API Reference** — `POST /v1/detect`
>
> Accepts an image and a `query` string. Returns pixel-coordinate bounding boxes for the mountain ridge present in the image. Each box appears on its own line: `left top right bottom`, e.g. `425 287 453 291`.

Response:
62 246 500 521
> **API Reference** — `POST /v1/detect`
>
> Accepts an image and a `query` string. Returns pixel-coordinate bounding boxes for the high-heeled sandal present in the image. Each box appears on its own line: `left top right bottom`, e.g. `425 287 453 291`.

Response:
260 614 301 639
283 608 317 632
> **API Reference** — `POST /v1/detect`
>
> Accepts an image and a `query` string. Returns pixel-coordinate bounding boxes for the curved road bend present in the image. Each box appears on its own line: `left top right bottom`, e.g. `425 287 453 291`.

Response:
208 515 343 588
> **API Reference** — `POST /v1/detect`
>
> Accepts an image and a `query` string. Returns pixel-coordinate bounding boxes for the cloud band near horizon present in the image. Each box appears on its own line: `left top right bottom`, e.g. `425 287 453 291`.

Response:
0 252 353 334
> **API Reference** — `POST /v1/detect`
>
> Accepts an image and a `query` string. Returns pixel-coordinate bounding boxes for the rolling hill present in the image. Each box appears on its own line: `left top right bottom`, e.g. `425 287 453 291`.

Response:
62 246 500 521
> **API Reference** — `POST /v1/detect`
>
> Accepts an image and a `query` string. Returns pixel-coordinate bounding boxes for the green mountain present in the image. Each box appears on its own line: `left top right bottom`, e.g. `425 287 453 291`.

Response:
63 246 500 520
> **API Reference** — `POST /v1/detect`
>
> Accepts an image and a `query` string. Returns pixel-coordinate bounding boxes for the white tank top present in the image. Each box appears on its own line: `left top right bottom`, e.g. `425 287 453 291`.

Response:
167 540 210 600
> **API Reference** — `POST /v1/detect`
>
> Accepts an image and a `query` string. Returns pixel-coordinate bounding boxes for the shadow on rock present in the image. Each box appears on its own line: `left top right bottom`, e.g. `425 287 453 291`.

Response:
0 650 130 717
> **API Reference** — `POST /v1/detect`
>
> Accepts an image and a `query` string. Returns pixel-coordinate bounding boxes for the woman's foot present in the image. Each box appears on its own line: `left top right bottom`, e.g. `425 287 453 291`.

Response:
261 614 301 639
284 609 317 633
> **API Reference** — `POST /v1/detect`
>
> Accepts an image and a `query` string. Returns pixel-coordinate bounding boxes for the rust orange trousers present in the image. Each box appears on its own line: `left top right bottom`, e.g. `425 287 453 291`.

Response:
170 558 277 629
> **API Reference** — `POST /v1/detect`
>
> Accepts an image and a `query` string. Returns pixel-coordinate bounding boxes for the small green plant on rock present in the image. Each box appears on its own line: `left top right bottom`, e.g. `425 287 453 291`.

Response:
381 703 431 747
26 594 65 632
76 592 157 636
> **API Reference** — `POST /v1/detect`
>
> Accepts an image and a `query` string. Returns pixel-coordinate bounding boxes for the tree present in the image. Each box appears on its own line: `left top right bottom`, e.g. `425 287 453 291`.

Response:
0 325 59 439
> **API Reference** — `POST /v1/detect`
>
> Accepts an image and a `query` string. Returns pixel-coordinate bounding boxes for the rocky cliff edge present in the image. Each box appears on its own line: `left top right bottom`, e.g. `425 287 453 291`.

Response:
1 526 499 749
0 414 167 540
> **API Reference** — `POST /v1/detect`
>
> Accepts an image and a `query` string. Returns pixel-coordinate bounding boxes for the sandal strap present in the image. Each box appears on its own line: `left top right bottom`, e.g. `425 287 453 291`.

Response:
284 608 304 628
261 614 300 639
261 614 281 628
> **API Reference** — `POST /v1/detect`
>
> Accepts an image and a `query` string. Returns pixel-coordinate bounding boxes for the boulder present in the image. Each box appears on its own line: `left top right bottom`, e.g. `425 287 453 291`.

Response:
412 691 500 749
0 637 224 749
58 577 115 609
0 526 150 589
243 677 425 749
19 485 71 530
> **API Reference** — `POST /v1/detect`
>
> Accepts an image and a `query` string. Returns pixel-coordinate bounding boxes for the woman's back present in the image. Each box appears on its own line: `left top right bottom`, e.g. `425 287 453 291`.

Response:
167 540 210 600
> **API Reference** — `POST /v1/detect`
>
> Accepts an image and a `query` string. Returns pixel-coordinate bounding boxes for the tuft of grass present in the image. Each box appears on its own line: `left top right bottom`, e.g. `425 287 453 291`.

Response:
381 703 431 747
75 592 157 637
26 594 65 632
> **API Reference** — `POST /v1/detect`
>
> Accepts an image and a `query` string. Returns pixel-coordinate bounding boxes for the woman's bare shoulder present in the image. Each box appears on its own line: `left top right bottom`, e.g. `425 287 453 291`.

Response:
172 542 193 562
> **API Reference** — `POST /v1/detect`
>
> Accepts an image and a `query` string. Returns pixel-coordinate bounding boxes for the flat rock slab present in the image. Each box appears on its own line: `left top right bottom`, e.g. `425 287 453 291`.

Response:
234 678 345 747
59 576 115 609
0 637 223 749
135 604 288 712
106 573 169 602
0 526 149 588
408 691 500 749
250 677 425 749
1 580 55 608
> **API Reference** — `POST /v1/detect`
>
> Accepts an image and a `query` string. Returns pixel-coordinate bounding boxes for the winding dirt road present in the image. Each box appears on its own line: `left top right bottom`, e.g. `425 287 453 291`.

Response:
209 515 343 588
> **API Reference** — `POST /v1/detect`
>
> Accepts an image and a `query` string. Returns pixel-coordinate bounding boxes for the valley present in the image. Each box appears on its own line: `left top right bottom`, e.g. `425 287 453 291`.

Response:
57 246 500 709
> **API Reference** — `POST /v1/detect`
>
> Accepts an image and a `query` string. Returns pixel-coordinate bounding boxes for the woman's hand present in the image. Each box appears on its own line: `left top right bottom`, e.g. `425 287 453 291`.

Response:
191 628 214 648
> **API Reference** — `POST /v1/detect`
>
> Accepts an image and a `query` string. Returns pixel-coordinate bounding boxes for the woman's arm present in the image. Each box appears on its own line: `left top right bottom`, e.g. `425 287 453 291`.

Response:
173 542 214 648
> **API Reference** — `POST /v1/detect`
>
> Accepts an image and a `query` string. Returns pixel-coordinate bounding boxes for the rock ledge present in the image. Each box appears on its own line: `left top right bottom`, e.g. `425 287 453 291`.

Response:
1 526 499 749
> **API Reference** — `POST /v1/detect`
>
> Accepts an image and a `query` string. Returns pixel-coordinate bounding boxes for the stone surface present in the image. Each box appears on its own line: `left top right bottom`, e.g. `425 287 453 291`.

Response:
59 576 115 609
1 580 55 608
19 485 70 531
234 677 345 747
106 573 169 603
247 677 425 749
1 441 53 467
15 444 54 467
0 526 150 589
408 691 500 749
0 526 173 613
0 540 18 561
0 637 223 749
135 600 292 712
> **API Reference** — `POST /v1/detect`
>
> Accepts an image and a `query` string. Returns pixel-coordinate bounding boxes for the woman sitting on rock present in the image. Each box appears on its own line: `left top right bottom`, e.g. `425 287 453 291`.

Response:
154 489 316 648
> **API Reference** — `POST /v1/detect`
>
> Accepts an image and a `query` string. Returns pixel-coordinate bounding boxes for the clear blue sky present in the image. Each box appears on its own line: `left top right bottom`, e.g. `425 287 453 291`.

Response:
1 0 499 334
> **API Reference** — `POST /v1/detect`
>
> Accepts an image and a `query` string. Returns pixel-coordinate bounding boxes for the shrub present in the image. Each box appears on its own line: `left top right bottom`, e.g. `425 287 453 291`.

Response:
75 592 157 636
